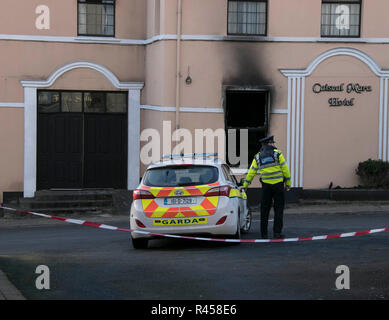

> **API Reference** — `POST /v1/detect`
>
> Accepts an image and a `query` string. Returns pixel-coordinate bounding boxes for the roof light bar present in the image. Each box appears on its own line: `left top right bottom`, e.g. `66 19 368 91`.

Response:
161 153 218 160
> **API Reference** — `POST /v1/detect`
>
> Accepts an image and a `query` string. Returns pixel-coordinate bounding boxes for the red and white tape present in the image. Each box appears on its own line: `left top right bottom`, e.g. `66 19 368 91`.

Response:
1 205 388 243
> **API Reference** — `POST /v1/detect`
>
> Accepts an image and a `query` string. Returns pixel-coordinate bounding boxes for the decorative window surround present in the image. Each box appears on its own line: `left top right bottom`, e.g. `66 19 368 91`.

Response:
280 47 389 188
20 61 144 198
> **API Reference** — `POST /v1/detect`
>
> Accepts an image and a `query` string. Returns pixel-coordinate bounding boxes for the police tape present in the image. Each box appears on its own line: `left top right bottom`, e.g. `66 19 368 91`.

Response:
1 205 389 243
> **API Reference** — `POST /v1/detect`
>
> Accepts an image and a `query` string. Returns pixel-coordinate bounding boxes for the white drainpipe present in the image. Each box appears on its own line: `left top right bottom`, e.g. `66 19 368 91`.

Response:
175 0 182 130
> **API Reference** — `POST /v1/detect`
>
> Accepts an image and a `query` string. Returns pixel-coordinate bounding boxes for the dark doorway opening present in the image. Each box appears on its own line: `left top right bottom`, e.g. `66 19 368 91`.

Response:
37 90 128 190
224 88 270 167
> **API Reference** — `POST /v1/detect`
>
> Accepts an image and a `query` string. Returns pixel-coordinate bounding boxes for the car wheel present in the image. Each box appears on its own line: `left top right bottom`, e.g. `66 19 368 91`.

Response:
131 236 148 249
232 211 241 240
241 209 252 234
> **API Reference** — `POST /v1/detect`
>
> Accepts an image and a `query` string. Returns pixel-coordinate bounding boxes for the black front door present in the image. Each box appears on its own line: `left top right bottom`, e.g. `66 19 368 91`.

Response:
37 113 83 189
84 114 127 188
37 91 128 190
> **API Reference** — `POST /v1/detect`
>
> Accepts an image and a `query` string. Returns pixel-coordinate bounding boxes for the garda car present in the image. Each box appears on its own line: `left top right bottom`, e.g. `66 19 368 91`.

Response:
130 153 252 249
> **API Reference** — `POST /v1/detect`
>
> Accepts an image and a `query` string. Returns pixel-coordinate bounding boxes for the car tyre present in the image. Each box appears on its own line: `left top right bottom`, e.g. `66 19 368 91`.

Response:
232 211 241 241
241 209 252 234
131 236 148 249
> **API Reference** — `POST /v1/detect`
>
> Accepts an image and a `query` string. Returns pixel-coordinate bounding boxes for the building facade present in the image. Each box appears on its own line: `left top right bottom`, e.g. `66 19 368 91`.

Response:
1 0 389 202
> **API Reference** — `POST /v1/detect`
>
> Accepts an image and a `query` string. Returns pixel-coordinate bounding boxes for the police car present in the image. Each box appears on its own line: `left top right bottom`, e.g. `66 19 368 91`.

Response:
130 153 252 249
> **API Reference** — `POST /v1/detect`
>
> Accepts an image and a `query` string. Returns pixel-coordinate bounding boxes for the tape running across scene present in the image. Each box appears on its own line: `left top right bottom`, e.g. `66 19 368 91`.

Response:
1 206 388 243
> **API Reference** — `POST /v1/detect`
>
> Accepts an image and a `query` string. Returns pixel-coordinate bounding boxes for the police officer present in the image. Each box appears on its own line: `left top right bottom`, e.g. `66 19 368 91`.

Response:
242 136 291 239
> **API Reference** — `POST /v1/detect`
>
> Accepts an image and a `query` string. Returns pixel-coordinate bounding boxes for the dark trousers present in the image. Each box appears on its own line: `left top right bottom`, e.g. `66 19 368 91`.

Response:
260 182 285 236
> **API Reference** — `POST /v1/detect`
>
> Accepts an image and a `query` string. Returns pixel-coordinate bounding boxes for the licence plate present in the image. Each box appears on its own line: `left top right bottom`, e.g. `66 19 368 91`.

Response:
164 197 196 205
153 217 207 226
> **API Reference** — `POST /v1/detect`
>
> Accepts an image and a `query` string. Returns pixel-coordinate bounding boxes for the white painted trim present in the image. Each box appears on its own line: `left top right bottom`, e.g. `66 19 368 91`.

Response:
280 47 389 77
0 34 78 43
140 105 176 112
141 104 285 114
144 34 177 44
23 88 37 198
0 103 24 108
0 34 177 46
5 33 389 45
180 107 224 113
286 77 291 168
128 90 141 190
299 77 305 188
21 61 144 90
383 78 389 161
272 108 288 114
285 76 304 187
291 78 296 187
0 34 147 45
140 105 224 113
75 36 143 45
295 78 301 187
20 61 144 197
379 78 384 160
181 34 389 44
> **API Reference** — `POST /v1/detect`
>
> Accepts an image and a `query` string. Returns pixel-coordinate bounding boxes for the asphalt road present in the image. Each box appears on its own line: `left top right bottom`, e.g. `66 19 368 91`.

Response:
0 212 388 300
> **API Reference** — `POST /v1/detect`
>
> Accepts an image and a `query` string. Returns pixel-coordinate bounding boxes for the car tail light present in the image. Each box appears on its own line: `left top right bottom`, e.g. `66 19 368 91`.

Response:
216 216 227 225
135 219 146 228
133 189 155 200
204 185 231 197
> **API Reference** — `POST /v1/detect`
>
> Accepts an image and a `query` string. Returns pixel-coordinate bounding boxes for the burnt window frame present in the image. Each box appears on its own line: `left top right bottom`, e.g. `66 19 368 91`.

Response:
227 0 268 36
222 86 272 168
321 0 362 38
77 0 116 37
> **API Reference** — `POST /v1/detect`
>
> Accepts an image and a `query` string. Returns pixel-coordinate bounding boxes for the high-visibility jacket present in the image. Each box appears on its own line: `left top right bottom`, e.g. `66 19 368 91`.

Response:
243 146 291 188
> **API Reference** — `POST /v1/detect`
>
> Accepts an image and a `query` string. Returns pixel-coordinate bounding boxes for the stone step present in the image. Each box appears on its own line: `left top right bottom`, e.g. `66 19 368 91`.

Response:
19 206 115 215
34 190 115 201
2 189 131 218
1 205 116 218
19 199 113 209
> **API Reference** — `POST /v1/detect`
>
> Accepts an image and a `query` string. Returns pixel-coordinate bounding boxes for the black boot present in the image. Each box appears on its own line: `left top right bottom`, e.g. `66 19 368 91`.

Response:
273 233 285 239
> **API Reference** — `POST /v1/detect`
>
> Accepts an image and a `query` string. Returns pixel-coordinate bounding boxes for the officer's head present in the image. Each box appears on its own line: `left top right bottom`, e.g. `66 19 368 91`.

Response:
259 135 275 146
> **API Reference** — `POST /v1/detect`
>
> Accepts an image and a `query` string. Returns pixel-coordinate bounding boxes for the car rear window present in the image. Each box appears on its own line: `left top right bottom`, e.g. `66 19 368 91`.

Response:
143 165 219 187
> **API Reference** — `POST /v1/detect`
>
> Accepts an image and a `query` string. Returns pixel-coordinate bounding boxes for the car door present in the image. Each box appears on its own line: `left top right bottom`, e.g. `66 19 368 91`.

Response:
221 165 246 227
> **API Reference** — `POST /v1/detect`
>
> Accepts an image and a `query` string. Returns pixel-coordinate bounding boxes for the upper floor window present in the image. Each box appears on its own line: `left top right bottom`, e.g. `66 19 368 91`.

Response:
321 0 361 37
228 0 267 36
78 0 115 37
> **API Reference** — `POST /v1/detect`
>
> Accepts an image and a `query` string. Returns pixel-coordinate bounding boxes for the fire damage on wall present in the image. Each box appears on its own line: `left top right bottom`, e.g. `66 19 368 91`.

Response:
221 45 274 167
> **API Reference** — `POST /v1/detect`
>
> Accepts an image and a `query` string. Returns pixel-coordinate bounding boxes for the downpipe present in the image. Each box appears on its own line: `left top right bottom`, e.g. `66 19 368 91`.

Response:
175 0 182 130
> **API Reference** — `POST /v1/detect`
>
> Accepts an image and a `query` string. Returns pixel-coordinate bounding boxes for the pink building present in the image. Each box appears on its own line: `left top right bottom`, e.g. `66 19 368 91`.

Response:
1 0 389 203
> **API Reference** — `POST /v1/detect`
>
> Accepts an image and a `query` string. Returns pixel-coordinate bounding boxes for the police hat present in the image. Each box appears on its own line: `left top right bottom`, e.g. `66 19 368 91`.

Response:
259 135 275 144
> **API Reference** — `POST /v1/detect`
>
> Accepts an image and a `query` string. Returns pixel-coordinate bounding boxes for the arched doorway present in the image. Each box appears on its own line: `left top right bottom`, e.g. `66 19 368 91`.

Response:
21 61 144 197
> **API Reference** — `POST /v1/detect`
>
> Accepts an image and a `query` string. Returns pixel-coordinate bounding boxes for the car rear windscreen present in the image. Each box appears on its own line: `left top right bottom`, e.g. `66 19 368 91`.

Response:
143 165 219 187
